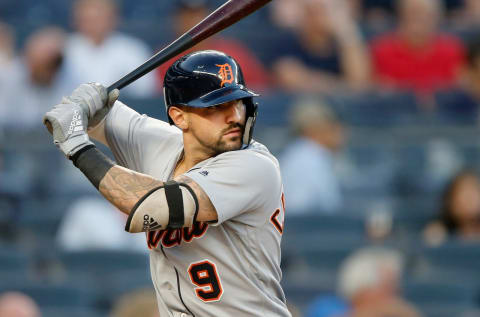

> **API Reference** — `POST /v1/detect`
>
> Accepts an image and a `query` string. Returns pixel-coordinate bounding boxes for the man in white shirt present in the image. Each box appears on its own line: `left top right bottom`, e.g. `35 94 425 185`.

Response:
64 0 156 97
280 96 346 214
0 27 75 131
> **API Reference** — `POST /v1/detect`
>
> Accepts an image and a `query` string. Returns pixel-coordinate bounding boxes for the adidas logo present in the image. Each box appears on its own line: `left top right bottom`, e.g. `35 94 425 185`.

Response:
199 170 209 176
143 214 163 231
67 109 83 135
148 217 163 230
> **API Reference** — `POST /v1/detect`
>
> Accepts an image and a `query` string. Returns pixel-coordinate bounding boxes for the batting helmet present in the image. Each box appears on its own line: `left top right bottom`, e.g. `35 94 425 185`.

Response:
163 50 259 146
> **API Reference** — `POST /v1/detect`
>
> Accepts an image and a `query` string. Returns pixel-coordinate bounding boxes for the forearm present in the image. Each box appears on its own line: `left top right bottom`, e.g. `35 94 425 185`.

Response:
339 41 371 90
99 165 164 215
72 146 217 225
336 26 371 90
72 146 163 215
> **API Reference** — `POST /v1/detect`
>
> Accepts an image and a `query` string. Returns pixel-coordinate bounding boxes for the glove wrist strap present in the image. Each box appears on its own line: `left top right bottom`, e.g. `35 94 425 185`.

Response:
57 134 93 158
72 145 115 189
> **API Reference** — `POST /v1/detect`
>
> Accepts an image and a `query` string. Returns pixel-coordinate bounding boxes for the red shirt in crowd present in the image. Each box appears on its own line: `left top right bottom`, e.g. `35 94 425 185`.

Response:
155 37 270 92
371 32 465 95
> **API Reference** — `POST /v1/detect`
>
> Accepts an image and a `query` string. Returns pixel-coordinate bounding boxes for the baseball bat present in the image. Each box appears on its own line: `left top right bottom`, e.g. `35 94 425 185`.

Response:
46 0 271 134
107 0 271 93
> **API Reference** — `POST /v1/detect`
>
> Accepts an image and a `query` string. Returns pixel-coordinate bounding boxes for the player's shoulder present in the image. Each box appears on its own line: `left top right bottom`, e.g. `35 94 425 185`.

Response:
214 140 280 172
107 100 182 140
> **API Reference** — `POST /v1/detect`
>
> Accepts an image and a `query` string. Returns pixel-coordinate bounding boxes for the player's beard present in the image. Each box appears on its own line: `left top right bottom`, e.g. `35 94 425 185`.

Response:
194 122 245 156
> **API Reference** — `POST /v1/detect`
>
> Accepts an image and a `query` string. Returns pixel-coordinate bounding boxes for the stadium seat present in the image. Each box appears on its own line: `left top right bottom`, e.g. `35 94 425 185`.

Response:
328 92 419 127
421 240 480 272
41 307 105 317
0 244 29 273
403 279 477 308
434 89 479 125
97 268 153 308
420 303 479 317
59 250 150 275
292 239 366 271
255 92 295 127
283 214 365 237
0 282 98 308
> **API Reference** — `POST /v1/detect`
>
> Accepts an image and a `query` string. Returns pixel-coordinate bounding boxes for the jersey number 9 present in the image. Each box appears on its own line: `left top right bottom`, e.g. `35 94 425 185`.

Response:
188 260 223 302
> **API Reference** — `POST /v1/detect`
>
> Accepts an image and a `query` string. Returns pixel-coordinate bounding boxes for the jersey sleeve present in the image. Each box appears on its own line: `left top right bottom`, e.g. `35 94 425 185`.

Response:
185 150 281 226
104 101 181 171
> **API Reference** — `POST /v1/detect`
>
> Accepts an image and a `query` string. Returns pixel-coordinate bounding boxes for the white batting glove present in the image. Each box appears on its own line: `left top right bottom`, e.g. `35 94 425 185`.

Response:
65 83 119 129
43 101 93 158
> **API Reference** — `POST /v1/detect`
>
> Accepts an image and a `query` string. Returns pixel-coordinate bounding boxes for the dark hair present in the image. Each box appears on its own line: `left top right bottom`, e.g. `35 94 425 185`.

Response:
438 169 479 233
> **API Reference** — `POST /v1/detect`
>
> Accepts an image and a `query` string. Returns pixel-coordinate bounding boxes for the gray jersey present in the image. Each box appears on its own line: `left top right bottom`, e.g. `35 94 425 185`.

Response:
104 102 290 317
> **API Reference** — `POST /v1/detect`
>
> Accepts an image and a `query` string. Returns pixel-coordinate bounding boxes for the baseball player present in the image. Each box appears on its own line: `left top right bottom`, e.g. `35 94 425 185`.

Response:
43 50 290 316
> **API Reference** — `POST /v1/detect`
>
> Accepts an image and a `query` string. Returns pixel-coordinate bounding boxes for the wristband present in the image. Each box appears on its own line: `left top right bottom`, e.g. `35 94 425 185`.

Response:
71 145 115 189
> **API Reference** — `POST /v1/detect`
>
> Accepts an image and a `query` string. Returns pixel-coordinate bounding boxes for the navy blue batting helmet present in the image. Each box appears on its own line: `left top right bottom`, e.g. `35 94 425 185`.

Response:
163 50 259 146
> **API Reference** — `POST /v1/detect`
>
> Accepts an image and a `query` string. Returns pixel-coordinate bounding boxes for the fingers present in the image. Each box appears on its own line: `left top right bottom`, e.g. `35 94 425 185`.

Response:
89 82 108 105
68 83 108 117
107 88 120 108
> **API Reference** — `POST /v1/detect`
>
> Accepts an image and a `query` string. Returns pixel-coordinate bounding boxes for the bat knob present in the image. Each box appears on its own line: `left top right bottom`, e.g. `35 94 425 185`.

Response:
44 120 53 135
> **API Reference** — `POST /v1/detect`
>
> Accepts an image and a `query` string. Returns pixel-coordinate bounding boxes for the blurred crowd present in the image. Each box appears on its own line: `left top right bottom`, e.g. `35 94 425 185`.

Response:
2 0 480 117
2 0 480 316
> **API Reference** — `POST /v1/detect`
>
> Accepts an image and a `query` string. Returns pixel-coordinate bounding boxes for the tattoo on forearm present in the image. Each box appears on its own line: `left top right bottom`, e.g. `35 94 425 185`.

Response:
98 168 217 222
99 166 163 214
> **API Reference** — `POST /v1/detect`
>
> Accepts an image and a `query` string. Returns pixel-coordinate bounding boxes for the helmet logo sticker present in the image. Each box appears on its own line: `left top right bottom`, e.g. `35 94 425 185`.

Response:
216 63 234 87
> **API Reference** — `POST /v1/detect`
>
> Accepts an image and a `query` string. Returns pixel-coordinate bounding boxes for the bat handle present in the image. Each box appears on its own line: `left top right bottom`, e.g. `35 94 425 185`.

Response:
106 35 192 94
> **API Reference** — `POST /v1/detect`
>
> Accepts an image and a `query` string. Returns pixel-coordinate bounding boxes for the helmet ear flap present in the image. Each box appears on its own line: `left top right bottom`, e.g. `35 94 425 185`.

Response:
163 87 175 125
242 99 258 147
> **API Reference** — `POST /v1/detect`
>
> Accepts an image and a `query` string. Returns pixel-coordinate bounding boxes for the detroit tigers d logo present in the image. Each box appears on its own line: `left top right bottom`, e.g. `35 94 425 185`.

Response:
216 63 234 87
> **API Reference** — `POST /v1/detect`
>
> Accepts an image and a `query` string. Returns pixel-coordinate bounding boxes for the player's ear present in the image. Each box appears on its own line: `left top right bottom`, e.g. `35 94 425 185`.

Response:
169 106 189 130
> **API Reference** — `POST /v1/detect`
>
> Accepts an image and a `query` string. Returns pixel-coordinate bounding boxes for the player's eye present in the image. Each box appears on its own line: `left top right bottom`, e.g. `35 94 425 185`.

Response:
206 105 220 111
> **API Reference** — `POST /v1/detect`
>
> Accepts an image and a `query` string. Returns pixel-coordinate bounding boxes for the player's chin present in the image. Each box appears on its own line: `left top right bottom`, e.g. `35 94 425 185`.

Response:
218 137 242 152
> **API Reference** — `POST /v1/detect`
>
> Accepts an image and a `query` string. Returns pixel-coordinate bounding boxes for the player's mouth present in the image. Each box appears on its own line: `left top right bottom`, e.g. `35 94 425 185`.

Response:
224 128 242 137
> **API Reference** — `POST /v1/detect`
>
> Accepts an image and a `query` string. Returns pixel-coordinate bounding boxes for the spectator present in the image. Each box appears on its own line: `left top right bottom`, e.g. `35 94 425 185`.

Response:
454 38 480 106
270 0 307 30
0 292 40 317
423 170 480 246
0 26 74 131
0 22 15 74
371 0 465 102
155 0 270 92
337 247 421 317
0 22 15 117
64 0 155 97
280 96 345 214
432 36 480 124
56 196 147 252
449 0 480 32
271 0 370 93
110 288 159 317
359 0 395 36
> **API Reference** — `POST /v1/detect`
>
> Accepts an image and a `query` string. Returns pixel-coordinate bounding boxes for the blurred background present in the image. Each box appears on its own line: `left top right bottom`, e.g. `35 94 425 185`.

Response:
1 0 480 316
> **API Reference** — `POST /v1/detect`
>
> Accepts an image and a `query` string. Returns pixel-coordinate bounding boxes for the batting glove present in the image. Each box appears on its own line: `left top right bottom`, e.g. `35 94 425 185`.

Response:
43 101 93 159
65 83 119 129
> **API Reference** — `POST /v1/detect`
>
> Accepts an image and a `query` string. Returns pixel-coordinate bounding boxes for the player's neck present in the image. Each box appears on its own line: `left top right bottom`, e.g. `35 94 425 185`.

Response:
173 149 211 178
